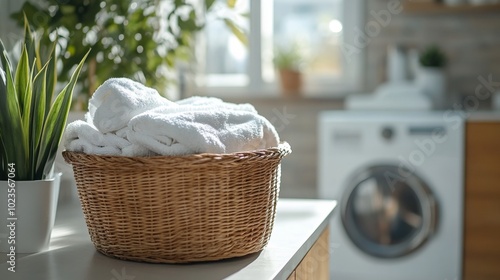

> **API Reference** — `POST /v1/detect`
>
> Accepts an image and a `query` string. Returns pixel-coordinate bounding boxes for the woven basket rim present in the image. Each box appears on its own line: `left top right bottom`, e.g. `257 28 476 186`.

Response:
63 141 291 167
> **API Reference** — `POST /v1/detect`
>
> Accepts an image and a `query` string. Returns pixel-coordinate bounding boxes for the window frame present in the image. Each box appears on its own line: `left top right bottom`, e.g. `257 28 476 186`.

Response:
195 0 365 98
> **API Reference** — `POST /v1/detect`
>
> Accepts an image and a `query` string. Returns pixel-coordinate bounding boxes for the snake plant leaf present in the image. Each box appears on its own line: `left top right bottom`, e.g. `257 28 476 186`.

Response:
0 65 5 89
23 13 39 71
31 61 48 177
45 43 57 116
0 69 7 180
0 50 28 179
0 17 88 180
17 45 31 122
0 135 7 180
36 50 89 179
0 41 12 80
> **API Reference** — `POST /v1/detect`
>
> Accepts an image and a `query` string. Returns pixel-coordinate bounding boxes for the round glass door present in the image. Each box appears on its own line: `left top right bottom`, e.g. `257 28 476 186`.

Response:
341 165 438 258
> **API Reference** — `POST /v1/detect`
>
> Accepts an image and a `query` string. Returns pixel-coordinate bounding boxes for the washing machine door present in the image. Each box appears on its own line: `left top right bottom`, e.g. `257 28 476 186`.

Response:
341 165 438 258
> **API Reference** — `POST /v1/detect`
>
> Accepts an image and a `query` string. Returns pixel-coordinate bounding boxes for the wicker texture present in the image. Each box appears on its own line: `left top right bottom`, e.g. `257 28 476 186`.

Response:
63 142 291 263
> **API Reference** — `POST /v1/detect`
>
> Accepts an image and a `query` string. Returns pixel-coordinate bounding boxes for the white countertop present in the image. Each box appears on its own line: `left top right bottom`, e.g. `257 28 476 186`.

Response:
467 110 500 122
0 198 336 280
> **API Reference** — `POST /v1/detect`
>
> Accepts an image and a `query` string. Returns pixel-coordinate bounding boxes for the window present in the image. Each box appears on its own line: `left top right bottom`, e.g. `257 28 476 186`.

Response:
197 0 364 96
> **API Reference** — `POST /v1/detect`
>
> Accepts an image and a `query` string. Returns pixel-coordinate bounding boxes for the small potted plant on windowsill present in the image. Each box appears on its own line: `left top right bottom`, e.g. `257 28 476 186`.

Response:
0 18 88 253
274 45 304 96
416 45 447 109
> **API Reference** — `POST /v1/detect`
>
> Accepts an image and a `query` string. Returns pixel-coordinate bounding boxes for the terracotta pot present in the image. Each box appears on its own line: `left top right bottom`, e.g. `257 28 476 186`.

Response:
278 69 303 96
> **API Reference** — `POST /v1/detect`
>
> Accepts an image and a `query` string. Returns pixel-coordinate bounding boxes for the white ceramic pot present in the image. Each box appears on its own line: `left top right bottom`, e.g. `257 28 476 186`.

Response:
0 173 61 253
416 67 446 109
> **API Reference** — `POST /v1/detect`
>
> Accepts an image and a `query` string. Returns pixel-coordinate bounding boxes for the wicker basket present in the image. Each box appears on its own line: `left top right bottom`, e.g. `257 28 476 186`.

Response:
62 142 291 263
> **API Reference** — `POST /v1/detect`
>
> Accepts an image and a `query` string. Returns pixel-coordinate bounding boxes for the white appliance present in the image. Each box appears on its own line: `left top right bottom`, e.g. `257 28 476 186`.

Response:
318 111 464 280
345 83 432 111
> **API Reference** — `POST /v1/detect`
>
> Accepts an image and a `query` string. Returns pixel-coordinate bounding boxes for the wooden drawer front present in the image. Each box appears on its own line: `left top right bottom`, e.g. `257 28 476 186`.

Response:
465 122 500 196
295 228 329 280
464 122 500 280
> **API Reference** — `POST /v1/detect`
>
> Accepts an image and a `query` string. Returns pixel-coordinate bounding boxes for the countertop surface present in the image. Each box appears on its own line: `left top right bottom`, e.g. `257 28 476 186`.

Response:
466 110 500 122
0 198 336 280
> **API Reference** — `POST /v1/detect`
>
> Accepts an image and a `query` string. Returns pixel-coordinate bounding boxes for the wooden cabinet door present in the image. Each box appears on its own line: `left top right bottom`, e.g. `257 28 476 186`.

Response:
464 122 500 280
295 228 330 280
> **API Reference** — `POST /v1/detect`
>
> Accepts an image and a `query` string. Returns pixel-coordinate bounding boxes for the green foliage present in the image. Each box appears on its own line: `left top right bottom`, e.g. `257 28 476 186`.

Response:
419 45 446 68
0 18 88 180
11 0 247 108
273 45 303 71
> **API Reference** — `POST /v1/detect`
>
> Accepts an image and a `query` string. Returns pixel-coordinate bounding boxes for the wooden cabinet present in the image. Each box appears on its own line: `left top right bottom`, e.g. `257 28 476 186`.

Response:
287 228 330 280
464 122 500 280
403 1 500 13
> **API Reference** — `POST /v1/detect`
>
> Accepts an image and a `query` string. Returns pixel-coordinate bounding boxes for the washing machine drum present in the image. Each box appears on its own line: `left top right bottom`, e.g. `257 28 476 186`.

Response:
341 165 438 258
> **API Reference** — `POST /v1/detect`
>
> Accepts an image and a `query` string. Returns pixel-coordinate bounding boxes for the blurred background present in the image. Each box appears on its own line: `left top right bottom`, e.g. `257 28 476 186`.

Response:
1 0 499 279
1 0 499 198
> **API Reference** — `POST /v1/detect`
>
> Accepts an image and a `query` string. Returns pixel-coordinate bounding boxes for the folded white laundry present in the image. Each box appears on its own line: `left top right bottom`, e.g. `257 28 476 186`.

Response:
127 106 280 155
176 96 257 113
176 96 224 106
64 120 130 149
67 139 122 156
88 78 177 133
115 127 129 139
121 144 157 157
64 120 155 156
66 88 280 156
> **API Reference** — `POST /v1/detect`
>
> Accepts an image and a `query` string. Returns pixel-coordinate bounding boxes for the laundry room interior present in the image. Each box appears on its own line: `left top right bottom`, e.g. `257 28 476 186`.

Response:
0 0 499 279
221 2 500 278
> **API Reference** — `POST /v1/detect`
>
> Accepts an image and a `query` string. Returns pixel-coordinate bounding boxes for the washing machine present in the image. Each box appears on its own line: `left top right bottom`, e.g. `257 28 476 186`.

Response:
318 111 464 280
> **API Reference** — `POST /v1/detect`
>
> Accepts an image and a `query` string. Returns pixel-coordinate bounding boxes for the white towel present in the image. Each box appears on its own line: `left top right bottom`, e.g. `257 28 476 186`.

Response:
63 120 155 156
63 120 125 155
127 106 280 155
88 78 177 133
176 96 257 113
122 144 157 157
67 139 122 156
64 120 128 148
115 127 129 138
176 96 224 106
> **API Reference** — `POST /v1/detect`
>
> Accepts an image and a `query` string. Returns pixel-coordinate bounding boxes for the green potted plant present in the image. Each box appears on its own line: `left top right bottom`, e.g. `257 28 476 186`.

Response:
274 45 304 96
0 18 88 253
12 0 246 108
416 45 447 109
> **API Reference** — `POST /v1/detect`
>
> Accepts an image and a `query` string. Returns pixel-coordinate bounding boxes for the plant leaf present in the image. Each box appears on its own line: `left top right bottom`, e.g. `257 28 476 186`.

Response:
16 45 30 118
227 0 237 8
23 14 38 71
0 51 27 179
0 68 7 180
0 41 12 79
206 0 216 10
36 50 89 179
223 19 248 46
45 43 57 116
31 61 48 178
0 134 6 180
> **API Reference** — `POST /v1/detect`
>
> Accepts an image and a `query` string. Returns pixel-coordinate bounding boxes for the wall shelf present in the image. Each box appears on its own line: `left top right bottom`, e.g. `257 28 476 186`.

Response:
403 2 500 14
